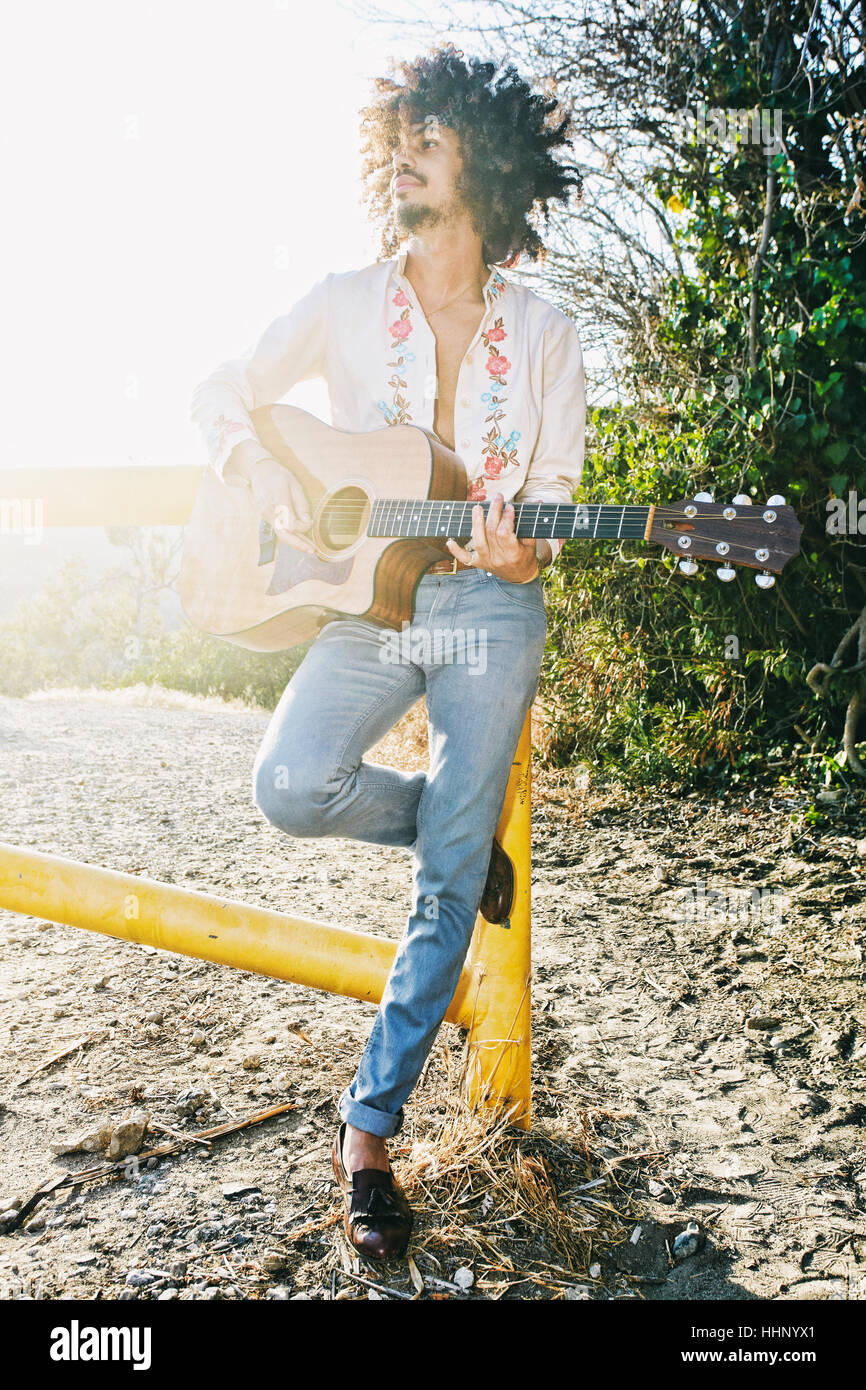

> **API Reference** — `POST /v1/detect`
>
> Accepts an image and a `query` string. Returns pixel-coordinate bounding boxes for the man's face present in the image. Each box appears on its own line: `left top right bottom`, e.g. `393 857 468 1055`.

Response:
389 115 466 233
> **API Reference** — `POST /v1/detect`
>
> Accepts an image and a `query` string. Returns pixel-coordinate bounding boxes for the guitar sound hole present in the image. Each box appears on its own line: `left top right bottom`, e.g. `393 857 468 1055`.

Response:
318 486 370 551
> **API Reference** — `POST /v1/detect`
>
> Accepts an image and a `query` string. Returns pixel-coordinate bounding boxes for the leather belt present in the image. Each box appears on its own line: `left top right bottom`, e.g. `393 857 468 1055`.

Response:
425 556 476 575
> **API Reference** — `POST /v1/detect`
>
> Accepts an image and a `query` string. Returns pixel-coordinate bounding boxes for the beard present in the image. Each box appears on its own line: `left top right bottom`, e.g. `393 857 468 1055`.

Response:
395 193 464 236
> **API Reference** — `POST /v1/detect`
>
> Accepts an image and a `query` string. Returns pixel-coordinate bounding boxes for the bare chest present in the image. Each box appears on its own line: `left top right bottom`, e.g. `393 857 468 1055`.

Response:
429 304 486 451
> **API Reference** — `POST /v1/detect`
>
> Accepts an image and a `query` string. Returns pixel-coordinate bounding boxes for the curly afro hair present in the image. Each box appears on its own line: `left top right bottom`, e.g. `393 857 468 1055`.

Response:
360 44 582 267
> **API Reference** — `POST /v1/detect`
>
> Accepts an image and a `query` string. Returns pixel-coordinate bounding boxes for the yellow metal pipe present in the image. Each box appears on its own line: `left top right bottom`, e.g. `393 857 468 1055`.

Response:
0 466 204 527
0 842 480 1028
462 711 533 1131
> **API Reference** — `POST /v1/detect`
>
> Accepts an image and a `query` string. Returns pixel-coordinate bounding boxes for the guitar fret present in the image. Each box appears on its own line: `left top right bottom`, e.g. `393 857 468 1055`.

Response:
616 506 625 539
592 506 601 539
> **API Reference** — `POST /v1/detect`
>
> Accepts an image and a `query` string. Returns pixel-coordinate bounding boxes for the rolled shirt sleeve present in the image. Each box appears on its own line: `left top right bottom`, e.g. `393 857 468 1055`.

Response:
189 274 330 483
516 313 586 564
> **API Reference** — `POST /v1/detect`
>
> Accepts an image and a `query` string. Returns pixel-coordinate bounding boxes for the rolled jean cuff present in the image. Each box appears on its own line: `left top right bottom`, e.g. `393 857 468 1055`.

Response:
338 1087 404 1138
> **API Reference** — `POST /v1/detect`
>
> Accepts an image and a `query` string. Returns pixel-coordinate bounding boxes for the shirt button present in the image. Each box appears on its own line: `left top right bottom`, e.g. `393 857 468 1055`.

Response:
465 354 473 365
460 438 470 448
460 396 470 407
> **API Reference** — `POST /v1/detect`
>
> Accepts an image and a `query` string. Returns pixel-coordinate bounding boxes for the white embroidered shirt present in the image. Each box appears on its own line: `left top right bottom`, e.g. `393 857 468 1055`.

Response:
189 252 586 564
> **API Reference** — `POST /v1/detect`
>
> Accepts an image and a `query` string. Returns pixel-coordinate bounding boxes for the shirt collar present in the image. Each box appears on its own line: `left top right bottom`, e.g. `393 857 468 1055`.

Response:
393 250 508 309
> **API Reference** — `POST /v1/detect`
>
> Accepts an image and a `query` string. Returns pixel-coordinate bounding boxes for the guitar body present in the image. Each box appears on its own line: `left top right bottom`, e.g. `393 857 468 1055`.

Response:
178 405 467 652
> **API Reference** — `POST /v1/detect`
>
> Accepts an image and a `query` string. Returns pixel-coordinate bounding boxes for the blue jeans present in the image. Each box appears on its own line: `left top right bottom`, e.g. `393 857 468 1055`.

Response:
252 568 547 1137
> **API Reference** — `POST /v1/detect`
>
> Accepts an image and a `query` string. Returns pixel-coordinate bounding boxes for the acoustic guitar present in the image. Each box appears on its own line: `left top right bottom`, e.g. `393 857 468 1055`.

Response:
178 404 802 652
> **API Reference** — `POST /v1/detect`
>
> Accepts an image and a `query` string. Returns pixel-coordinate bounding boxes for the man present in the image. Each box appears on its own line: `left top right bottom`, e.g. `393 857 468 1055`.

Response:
189 45 585 1261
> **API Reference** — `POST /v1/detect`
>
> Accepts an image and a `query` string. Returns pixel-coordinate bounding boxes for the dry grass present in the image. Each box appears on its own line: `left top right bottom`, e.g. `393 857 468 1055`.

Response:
367 696 430 771
388 1036 641 1298
278 1031 648 1301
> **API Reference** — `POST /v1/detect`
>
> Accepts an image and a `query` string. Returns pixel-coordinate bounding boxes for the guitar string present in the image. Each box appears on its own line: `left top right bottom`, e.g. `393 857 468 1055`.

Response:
303 502 770 516
308 507 684 522
312 507 780 521
304 504 776 519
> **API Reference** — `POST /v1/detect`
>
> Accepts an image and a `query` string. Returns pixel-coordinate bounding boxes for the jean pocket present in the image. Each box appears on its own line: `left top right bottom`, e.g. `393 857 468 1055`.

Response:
488 573 547 611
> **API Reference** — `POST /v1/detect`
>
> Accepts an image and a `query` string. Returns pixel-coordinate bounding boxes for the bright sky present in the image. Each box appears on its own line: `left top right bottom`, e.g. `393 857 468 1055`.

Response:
2 0 469 472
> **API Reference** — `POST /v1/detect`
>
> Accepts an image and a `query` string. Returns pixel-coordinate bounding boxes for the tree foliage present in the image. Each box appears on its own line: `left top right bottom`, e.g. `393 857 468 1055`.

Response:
415 0 866 784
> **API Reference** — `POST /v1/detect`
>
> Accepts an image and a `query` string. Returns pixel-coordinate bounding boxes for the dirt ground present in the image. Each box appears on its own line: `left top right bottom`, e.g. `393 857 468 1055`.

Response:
0 689 864 1302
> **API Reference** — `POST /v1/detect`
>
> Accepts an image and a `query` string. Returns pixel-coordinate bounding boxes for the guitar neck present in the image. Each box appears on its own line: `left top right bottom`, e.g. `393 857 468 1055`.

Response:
368 500 652 541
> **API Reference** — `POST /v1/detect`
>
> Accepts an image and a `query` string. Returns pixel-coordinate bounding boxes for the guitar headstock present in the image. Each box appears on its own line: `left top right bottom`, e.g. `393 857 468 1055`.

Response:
648 493 802 588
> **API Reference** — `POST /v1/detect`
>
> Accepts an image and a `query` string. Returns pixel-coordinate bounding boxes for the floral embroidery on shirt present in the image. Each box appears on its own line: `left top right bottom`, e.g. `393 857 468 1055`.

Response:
486 270 507 303
479 318 521 480
462 273 509 500
206 414 250 458
377 290 415 425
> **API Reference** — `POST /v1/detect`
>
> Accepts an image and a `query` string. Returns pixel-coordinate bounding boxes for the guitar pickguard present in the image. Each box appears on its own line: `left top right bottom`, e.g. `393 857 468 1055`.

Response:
264 535 355 595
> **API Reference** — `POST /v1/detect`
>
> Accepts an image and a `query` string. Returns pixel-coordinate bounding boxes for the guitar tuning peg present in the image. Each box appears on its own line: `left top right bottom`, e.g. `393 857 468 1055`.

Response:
694 491 714 503
755 571 776 589
716 565 737 582
678 558 698 575
732 493 752 505
766 494 786 506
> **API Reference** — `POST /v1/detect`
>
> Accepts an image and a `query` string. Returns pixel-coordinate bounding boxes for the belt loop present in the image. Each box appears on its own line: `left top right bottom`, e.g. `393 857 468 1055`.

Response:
451 554 458 574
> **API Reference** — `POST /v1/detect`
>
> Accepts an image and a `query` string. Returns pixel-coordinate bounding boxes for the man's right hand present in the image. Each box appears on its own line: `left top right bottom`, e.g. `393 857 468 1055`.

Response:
225 440 315 555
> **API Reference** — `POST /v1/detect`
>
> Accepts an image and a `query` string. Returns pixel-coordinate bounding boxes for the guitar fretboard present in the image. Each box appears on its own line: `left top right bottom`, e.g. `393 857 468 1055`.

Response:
366 500 651 540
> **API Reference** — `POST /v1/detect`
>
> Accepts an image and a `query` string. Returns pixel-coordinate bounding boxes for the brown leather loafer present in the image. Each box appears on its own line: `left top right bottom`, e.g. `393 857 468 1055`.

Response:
331 1123 413 1262
479 836 514 924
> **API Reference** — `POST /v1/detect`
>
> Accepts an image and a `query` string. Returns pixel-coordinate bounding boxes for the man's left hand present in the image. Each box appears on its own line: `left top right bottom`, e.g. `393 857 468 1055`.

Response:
446 493 540 582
